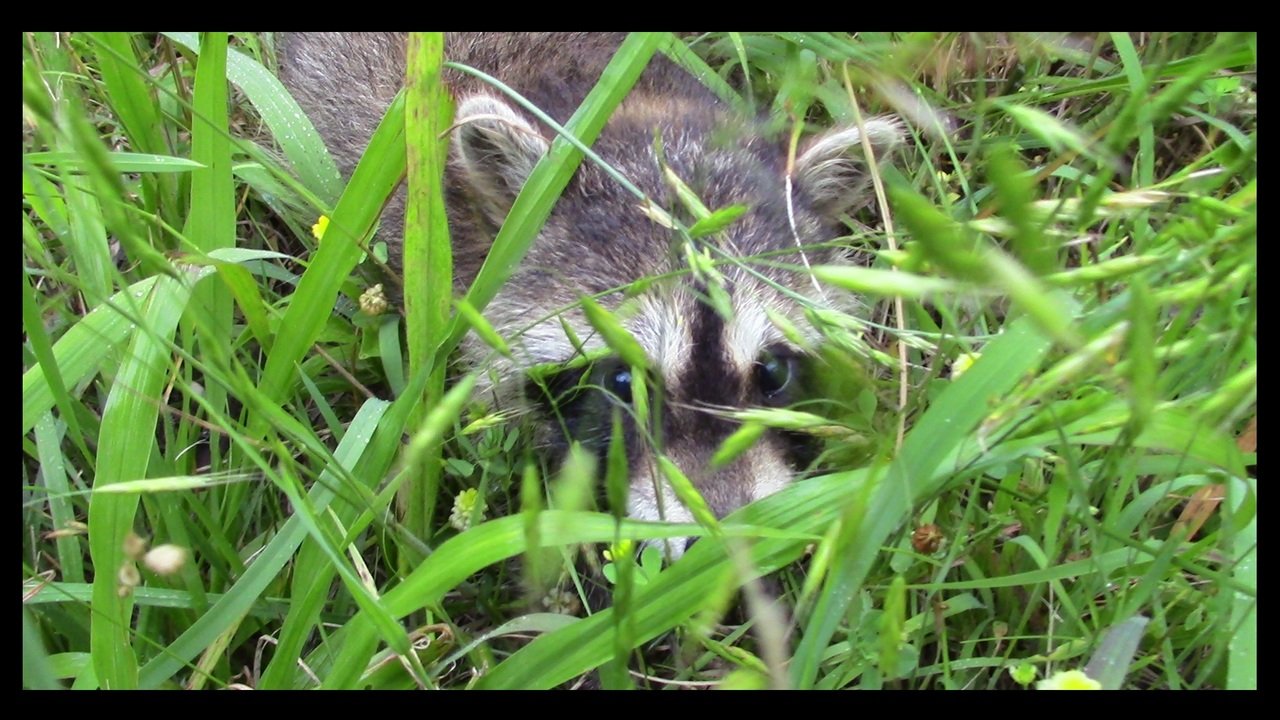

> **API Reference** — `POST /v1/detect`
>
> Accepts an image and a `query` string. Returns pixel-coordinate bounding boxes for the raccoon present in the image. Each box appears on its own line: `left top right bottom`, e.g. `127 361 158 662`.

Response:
278 32 901 557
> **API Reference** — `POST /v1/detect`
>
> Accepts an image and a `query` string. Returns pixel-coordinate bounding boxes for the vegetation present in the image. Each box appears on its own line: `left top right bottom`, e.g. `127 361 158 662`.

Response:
23 32 1255 690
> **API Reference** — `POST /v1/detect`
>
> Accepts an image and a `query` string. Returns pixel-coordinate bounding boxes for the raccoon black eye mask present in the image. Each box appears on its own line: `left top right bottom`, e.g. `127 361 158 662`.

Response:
278 33 901 553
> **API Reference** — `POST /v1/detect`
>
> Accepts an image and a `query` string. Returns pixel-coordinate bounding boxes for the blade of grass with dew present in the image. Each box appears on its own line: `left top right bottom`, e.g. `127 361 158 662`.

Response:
46 653 92 684
790 315 1055 689
234 141 333 218
400 32 454 555
1084 615 1151 690
253 90 406 430
34 413 85 584
88 271 195 689
437 32 662 359
163 31 342 205
26 582 291 620
26 151 203 173
136 397 387 688
184 32 235 480
1226 475 1256 689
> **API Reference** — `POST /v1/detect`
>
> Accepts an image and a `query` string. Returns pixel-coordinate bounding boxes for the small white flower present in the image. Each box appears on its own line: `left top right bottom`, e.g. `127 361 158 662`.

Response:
143 544 189 576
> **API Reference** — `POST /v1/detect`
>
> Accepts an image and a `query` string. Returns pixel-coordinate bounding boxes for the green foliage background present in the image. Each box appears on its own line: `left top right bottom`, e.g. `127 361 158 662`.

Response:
22 32 1254 690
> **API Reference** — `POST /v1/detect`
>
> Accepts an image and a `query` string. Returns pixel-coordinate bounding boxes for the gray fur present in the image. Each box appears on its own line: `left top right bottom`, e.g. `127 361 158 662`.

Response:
278 33 902 540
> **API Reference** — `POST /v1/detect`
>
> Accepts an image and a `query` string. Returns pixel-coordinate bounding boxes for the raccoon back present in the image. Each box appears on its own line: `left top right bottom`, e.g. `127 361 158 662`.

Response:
277 32 714 180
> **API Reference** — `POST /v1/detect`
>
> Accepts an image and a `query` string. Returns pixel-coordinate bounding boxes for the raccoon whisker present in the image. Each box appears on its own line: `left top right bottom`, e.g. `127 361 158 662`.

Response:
666 398 746 419
783 169 830 305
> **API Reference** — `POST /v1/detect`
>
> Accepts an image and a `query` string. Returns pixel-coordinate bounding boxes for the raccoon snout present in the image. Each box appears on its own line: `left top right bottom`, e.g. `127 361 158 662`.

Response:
646 536 694 562
633 442 794 562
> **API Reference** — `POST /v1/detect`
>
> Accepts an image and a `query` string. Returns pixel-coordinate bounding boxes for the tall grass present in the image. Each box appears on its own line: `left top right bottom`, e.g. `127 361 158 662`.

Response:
23 32 1254 690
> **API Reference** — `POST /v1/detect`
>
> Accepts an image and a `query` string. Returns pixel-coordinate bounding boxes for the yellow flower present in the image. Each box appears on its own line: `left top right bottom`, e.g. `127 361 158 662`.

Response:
603 539 635 563
311 215 330 241
1036 669 1101 690
951 352 981 380
1009 663 1038 686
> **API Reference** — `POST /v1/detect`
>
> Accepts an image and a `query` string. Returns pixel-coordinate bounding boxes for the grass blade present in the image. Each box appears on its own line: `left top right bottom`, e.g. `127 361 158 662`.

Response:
438 32 663 359
163 31 342 204
400 31 454 553
137 398 389 688
89 272 194 688
790 315 1055 688
253 91 406 424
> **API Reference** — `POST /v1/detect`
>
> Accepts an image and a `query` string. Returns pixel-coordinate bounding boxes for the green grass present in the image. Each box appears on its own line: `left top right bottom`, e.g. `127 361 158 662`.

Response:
23 31 1255 690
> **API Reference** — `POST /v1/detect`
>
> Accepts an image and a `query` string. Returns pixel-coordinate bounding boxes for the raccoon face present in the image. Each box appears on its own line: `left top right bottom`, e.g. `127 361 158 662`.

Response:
526 283 823 555
448 92 901 556
278 34 902 555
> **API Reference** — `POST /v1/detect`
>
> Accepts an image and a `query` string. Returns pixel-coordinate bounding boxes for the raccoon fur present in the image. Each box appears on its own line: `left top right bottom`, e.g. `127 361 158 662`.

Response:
278 32 902 557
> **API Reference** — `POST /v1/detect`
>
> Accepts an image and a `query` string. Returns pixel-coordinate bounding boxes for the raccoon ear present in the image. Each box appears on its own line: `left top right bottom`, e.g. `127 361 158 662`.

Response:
794 117 903 218
452 94 551 222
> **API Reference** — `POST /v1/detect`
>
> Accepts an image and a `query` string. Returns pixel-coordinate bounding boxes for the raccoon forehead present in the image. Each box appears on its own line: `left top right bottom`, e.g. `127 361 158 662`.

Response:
627 289 695 380
625 282 797 384
725 289 794 368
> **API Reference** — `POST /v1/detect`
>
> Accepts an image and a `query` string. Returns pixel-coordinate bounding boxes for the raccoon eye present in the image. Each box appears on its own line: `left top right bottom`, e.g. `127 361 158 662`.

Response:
755 349 795 398
606 366 633 403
